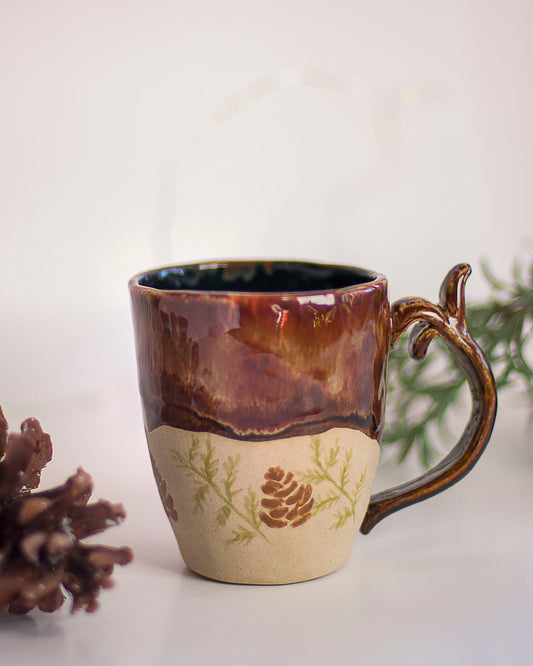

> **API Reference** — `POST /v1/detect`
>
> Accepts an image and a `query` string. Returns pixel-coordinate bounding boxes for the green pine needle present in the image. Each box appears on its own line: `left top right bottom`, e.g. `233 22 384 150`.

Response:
384 257 533 467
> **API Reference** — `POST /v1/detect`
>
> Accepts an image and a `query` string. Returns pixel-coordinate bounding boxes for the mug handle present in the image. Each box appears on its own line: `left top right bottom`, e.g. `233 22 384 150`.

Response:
360 264 497 534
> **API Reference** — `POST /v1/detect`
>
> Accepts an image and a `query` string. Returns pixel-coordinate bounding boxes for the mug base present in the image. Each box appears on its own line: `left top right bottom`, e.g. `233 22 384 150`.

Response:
183 558 348 586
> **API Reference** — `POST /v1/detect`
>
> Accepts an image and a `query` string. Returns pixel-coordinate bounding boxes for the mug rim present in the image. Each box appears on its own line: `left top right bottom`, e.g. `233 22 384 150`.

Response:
129 259 387 298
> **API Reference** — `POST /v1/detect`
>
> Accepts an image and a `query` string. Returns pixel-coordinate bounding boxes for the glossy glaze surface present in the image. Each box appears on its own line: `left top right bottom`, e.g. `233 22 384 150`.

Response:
129 261 391 441
361 264 497 532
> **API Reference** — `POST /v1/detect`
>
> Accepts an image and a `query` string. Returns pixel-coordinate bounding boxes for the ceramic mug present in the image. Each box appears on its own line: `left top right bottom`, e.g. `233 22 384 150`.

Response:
129 261 496 584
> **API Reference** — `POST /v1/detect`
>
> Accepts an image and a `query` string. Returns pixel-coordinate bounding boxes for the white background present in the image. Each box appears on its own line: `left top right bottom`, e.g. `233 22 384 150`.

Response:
0 1 531 664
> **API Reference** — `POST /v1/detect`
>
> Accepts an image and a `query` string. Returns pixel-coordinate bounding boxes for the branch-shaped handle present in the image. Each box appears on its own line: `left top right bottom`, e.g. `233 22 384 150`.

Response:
361 264 497 534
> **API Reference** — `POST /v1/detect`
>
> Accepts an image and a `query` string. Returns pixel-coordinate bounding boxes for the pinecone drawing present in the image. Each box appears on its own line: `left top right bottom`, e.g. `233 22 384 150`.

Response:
259 466 314 528
150 453 178 522
0 406 132 615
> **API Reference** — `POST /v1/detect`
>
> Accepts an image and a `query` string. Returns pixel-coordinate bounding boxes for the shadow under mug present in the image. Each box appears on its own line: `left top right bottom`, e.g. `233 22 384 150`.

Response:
129 260 496 584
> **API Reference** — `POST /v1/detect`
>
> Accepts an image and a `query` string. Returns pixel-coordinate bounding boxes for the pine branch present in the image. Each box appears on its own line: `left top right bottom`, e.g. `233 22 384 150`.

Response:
312 493 341 513
385 257 533 467
331 506 354 530
222 454 242 502
228 525 256 545
243 488 261 530
171 442 267 541
297 438 367 530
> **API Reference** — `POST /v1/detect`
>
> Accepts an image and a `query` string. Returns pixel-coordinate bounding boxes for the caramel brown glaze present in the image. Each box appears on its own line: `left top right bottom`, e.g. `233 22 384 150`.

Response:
129 261 391 441
361 264 497 533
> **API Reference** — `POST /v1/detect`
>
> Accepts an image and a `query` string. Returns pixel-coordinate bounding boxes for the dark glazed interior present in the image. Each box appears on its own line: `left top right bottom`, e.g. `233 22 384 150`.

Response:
138 261 377 293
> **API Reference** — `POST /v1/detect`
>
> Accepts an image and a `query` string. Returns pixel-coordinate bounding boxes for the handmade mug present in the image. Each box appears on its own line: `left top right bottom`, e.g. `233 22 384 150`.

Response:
129 261 496 584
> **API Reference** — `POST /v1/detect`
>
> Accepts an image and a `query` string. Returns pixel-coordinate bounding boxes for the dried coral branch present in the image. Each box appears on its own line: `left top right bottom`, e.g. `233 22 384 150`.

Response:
0 406 132 615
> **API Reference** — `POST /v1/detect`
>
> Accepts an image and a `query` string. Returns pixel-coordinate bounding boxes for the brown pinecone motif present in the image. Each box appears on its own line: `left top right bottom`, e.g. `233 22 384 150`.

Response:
259 466 314 529
0 406 132 615
149 453 178 522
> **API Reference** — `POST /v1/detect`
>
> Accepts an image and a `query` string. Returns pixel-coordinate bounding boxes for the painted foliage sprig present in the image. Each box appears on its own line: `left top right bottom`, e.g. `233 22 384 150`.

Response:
297 437 366 530
170 437 265 544
385 257 533 466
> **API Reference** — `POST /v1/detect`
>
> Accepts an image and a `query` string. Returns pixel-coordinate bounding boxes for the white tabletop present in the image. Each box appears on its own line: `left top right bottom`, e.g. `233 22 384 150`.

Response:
0 308 531 666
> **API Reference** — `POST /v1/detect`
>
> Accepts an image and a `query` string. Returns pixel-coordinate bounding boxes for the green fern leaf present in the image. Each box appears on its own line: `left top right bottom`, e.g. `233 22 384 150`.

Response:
216 504 232 526
339 447 353 490
244 488 260 529
325 444 340 469
228 525 256 545
201 438 219 481
331 506 354 530
193 482 209 512
311 436 322 466
189 436 200 463
222 454 242 500
313 493 340 513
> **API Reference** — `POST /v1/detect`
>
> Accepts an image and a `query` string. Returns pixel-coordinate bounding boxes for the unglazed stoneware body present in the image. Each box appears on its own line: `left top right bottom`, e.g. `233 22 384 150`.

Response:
148 426 378 584
130 260 496 584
